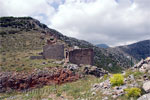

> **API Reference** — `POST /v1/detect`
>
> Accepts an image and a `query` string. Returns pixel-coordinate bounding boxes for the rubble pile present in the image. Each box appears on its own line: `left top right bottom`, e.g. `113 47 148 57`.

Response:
63 63 108 77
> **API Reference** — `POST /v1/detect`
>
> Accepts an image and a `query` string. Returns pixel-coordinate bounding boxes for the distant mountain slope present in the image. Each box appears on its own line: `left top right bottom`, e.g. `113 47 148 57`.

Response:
108 40 150 62
0 17 132 73
96 44 109 48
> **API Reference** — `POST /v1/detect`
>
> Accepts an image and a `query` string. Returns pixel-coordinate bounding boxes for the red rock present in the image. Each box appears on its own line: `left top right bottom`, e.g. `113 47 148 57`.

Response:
0 68 80 92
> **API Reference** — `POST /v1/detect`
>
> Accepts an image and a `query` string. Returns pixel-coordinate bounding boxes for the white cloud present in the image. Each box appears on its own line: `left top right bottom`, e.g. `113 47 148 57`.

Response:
50 0 150 46
0 0 150 46
0 0 55 24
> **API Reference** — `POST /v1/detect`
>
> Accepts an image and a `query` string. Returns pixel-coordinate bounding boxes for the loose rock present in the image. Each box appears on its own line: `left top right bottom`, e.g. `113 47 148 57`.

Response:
137 93 150 100
143 81 150 93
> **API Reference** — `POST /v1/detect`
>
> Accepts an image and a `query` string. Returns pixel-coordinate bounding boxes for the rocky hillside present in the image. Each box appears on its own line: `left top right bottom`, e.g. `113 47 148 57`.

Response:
90 57 150 100
0 17 131 72
108 40 150 63
1 16 150 100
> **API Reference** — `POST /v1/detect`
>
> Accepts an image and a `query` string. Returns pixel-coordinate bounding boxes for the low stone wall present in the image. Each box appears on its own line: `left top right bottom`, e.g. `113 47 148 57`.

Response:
30 56 44 60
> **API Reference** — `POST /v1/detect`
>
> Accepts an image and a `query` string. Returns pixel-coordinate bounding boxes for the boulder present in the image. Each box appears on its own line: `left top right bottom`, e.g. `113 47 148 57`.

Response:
128 74 135 81
147 64 150 70
135 59 144 68
102 97 108 100
139 68 147 73
143 81 150 93
137 93 150 100
66 64 79 71
135 57 150 73
139 64 150 73
108 63 113 68
84 65 108 77
92 92 96 96
145 57 150 62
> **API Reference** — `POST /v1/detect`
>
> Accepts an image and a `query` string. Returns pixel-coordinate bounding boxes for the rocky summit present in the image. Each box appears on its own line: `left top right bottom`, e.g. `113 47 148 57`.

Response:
0 16 150 100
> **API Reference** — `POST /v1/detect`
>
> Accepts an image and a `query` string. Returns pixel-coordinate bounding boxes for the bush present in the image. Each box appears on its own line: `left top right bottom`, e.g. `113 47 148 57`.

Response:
133 71 143 77
124 70 133 78
103 74 108 80
110 74 124 86
124 88 141 97
56 92 61 97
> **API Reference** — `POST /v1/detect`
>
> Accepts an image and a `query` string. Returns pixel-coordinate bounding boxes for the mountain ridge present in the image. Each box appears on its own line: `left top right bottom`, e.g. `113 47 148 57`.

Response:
108 39 150 63
96 44 109 48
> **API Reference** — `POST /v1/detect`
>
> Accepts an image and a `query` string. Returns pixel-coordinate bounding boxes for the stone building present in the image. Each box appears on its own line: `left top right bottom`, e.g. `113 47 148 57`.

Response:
66 48 94 65
43 44 64 60
30 38 94 65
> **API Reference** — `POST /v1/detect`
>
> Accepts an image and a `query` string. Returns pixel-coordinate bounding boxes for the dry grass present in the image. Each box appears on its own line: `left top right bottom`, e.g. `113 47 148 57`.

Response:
0 50 62 72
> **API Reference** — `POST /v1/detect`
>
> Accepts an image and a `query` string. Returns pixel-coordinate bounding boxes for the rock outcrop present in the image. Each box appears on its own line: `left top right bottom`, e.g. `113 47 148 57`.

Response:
83 65 108 77
63 63 108 77
134 57 150 73
65 64 79 71
91 79 127 99
0 68 79 92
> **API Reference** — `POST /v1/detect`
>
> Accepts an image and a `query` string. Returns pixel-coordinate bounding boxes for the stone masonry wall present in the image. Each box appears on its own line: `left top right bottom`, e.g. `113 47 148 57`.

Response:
43 44 64 60
69 49 94 65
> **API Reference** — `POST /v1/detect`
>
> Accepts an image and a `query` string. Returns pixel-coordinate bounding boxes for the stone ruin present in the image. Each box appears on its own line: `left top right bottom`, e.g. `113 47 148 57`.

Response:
65 48 94 65
30 38 65 60
30 38 94 65
43 44 64 60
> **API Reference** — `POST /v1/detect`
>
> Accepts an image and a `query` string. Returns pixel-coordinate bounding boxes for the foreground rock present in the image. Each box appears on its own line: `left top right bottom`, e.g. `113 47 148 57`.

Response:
83 65 108 77
134 57 150 73
137 93 150 100
91 79 127 99
91 72 144 99
64 63 79 71
143 81 150 93
64 63 108 77
0 67 79 92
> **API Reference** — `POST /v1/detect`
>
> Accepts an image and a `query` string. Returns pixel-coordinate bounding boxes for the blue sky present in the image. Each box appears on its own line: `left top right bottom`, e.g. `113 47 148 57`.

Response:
50 0 65 9
0 0 150 46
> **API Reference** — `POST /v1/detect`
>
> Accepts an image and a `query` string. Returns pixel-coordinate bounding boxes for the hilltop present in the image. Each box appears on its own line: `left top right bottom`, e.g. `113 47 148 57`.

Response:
0 16 131 72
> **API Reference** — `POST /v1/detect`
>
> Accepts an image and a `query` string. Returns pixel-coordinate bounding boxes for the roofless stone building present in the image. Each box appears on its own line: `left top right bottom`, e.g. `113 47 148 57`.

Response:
30 39 94 65
65 48 94 65
43 44 64 60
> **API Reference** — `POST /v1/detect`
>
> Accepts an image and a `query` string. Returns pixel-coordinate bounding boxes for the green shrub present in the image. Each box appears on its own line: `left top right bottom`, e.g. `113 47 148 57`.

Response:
103 74 108 80
56 92 61 97
62 84 71 91
110 74 124 86
133 71 143 77
124 70 133 78
124 88 141 98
